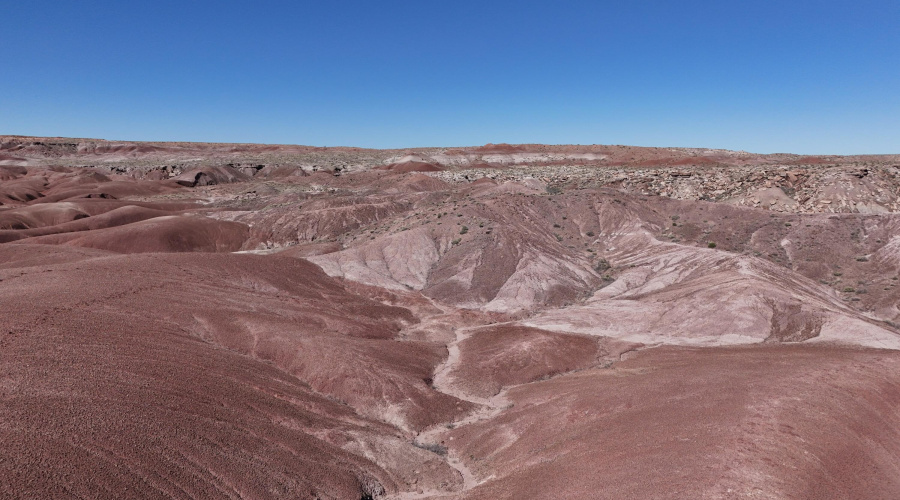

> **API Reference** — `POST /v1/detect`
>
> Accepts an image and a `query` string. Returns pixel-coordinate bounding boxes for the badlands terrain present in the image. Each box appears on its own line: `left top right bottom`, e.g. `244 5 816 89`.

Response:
2 136 900 499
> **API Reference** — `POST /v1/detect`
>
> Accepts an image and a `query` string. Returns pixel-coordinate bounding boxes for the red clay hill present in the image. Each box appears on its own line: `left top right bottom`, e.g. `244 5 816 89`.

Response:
2 136 900 499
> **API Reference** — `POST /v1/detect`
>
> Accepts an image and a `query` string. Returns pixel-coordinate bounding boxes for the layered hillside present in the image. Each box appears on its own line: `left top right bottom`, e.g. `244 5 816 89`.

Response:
2 137 900 499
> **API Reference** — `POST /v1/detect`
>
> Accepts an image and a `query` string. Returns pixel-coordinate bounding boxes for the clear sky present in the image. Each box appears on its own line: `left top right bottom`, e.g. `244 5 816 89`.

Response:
1 1 897 153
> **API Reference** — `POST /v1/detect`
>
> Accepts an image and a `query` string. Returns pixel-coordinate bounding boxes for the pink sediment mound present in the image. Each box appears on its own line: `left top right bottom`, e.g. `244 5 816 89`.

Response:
24 215 249 253
0 176 46 205
0 165 27 180
0 205 174 243
0 203 90 229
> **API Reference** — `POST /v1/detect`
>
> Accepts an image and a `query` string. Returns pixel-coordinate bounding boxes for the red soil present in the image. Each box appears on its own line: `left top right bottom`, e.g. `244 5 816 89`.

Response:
450 325 635 398
23 215 249 253
449 345 900 500
3 140 900 499
0 246 472 498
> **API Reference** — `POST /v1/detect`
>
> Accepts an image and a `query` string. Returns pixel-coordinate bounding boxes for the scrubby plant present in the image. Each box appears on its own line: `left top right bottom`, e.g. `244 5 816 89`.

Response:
412 441 448 456
707 242 717 248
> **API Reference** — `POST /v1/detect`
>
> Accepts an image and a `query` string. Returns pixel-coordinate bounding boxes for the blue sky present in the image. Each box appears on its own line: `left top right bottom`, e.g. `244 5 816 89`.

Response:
1 1 897 153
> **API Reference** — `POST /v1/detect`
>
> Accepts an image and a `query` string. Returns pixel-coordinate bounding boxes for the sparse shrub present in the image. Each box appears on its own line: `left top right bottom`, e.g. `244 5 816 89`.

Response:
555 234 563 242
460 226 468 234
856 256 869 262
843 287 856 293
833 272 842 276
586 231 595 237
594 259 611 273
707 242 717 248
553 223 561 228
452 238 461 246
412 441 448 456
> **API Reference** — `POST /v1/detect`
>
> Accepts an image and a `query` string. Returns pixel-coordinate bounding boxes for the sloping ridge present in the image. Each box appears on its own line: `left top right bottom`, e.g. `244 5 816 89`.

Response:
0 247 474 498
